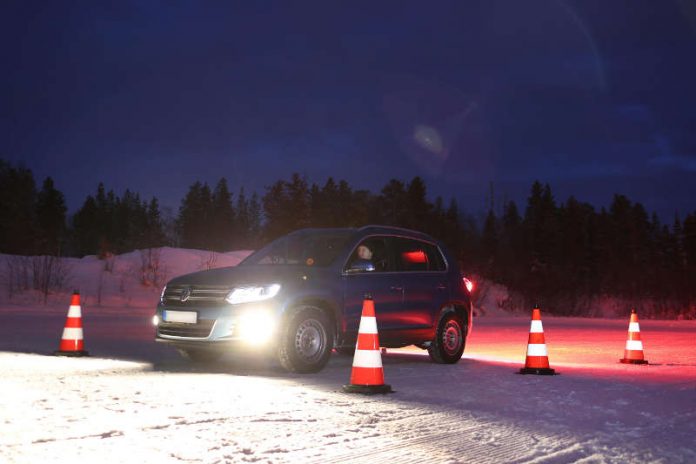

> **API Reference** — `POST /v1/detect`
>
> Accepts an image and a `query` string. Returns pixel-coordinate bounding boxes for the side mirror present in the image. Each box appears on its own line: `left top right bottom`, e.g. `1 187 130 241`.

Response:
346 259 375 273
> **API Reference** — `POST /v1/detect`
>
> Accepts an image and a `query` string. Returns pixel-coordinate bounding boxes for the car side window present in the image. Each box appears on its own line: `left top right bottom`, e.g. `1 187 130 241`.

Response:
395 238 446 272
345 237 392 272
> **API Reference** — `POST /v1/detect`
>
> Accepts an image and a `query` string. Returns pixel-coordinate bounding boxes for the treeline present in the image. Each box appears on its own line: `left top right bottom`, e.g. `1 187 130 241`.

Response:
72 183 167 257
177 179 262 251
173 173 472 254
479 182 696 315
2 159 695 315
0 160 67 255
1 161 473 258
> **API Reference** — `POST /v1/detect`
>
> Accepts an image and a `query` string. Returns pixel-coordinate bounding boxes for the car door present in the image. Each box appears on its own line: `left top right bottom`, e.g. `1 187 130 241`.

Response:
395 237 449 331
342 236 404 343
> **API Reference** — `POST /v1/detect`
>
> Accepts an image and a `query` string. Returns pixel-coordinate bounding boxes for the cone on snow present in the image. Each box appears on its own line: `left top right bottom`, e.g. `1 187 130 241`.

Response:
620 309 648 364
343 296 393 394
519 306 556 375
54 291 89 357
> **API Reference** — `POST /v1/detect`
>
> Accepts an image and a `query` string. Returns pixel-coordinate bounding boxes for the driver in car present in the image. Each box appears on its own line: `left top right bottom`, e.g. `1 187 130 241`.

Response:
357 244 373 261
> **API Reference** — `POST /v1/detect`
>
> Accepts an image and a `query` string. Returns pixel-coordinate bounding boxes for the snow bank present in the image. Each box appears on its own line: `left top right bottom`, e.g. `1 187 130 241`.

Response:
0 248 253 311
471 278 520 317
3 248 688 320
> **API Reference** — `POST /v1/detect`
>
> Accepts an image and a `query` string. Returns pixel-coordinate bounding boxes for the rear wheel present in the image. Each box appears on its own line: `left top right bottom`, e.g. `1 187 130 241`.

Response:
428 312 466 364
278 306 333 373
177 348 223 363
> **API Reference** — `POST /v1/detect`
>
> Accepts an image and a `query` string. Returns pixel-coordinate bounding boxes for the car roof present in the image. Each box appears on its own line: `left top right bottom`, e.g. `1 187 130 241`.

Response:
288 225 439 243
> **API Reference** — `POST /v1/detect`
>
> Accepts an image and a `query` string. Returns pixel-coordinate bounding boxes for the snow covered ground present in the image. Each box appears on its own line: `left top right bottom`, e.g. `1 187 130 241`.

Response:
2 249 696 463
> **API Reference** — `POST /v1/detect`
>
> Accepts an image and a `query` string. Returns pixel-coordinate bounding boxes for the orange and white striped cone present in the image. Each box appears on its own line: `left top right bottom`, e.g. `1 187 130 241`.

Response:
519 306 556 375
54 291 89 357
343 296 393 394
620 309 648 364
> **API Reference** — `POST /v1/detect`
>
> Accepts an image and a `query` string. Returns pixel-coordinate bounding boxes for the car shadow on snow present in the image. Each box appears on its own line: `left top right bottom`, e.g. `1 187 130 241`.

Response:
146 347 471 385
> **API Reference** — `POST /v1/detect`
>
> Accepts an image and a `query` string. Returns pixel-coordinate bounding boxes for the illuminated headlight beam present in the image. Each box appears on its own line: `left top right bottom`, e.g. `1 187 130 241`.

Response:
238 311 277 345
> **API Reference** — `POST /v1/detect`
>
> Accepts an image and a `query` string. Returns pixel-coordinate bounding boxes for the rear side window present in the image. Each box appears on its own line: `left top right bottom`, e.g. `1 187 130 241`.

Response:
395 238 446 272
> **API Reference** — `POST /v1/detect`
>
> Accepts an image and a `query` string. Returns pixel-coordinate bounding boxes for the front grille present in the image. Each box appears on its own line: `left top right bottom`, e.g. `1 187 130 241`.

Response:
158 319 215 338
164 285 230 307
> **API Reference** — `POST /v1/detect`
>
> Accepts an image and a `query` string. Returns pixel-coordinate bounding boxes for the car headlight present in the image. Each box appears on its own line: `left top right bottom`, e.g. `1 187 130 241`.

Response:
225 284 281 305
159 285 167 304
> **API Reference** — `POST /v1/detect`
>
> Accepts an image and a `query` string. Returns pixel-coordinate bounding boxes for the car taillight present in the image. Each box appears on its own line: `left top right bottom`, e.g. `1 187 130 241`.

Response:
462 277 474 293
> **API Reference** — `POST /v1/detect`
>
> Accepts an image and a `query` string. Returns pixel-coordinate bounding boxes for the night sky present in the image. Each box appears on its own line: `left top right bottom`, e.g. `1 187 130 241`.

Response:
2 1 695 220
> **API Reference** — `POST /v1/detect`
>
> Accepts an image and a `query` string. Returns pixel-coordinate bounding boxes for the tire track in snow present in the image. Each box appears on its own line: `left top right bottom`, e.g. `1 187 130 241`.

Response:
303 409 578 464
513 442 592 464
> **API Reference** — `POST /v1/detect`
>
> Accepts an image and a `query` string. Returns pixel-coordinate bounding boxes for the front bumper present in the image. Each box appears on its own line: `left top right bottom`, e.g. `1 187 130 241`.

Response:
154 301 281 344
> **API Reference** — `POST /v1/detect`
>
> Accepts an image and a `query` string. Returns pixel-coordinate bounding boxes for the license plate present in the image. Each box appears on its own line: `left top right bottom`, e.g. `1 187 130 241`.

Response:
163 310 197 324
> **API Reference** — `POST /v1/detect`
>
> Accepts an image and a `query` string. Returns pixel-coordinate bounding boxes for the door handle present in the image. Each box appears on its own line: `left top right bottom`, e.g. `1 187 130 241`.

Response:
436 284 447 290
390 286 404 292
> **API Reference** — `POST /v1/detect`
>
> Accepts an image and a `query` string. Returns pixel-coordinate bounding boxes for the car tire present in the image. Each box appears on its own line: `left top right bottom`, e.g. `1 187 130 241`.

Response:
177 348 223 363
428 311 466 364
278 306 333 373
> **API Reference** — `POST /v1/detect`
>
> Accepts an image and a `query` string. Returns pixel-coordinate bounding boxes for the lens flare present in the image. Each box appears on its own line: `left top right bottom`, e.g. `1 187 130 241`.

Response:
413 124 444 157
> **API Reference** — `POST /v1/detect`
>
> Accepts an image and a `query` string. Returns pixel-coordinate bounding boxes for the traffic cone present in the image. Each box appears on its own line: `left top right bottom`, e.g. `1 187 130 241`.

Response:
519 306 556 375
343 296 393 394
54 291 89 357
620 309 648 364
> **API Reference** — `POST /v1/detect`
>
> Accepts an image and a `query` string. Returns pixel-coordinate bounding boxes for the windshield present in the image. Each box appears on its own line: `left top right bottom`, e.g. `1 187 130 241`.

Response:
241 231 353 267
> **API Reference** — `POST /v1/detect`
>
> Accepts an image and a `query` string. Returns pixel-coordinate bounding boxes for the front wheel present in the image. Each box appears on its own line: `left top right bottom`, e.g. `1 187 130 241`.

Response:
428 312 466 364
278 306 333 373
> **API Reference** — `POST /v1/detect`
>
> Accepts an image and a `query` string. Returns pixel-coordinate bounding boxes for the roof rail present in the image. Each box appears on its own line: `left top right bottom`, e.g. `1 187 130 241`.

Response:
357 224 433 238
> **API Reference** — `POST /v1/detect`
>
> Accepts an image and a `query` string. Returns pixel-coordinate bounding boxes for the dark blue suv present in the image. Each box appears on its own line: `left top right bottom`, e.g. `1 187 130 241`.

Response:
154 226 473 373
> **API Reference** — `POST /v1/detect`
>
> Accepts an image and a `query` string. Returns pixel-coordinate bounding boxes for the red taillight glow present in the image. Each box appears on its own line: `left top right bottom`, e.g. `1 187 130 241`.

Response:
402 250 427 264
462 277 474 293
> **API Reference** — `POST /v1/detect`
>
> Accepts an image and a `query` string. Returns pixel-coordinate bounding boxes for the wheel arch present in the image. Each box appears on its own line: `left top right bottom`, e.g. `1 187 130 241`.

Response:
284 297 340 345
437 299 473 337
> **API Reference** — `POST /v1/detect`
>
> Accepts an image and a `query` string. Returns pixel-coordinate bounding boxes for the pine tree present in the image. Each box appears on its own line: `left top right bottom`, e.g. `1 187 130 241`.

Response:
481 209 498 277
212 178 235 251
248 192 262 247
404 176 430 229
682 211 696 300
72 182 117 256
261 174 311 240
35 177 67 255
349 188 372 227
72 195 99 256
235 187 250 247
287 173 310 229
262 179 291 240
114 189 147 252
178 181 214 249
523 181 560 311
309 183 324 227
429 196 446 240
0 160 37 254
498 200 523 288
144 197 167 248
94 183 117 256
377 179 407 226
308 177 338 227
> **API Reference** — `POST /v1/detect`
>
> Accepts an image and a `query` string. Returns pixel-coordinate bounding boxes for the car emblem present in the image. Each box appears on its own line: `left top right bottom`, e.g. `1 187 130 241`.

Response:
180 287 192 302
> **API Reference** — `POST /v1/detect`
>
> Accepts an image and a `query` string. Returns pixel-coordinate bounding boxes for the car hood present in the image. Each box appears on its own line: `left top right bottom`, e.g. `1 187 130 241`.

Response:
166 265 315 288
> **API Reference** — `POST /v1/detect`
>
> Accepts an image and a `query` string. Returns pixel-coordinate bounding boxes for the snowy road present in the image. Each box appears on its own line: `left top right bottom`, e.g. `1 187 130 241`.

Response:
2 305 696 463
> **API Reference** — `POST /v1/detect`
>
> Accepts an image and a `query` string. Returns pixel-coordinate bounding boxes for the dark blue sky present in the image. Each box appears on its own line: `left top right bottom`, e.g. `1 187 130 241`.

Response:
2 1 695 220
